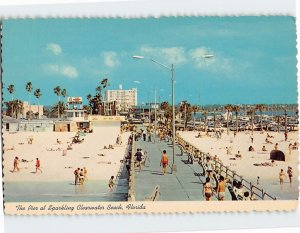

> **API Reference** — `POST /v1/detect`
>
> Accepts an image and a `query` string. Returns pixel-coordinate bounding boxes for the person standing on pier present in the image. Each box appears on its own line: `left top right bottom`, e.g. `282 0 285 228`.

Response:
217 176 226 201
135 149 143 172
203 177 213 201
160 150 169 175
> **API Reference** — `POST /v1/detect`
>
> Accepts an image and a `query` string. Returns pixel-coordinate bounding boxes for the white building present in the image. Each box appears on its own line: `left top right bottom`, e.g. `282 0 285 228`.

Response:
104 86 137 111
22 101 43 119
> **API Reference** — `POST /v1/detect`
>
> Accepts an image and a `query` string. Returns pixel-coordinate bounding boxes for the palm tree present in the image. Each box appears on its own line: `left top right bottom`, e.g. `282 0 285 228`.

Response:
191 105 200 130
232 105 240 133
224 104 233 135
203 110 208 134
61 88 67 105
51 101 65 118
179 101 191 130
25 82 33 112
160 101 171 126
86 94 92 114
87 94 92 103
256 104 265 131
248 107 256 135
7 84 15 101
34 89 42 118
284 108 288 133
5 99 24 119
53 86 62 118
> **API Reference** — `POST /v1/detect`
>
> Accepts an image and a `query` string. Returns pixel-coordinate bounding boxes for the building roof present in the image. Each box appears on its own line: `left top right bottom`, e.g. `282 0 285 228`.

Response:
2 115 20 123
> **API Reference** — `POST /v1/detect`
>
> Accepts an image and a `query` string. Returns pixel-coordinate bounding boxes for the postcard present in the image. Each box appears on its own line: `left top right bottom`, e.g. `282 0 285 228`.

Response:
1 16 298 215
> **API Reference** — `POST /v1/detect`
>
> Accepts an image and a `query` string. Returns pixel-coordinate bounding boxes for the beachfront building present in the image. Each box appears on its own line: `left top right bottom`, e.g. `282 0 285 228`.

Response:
55 97 92 132
22 101 43 119
104 85 138 113
97 101 117 116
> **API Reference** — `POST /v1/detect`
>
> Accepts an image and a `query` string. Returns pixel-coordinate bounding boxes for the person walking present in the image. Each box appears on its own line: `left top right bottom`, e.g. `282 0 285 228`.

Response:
135 149 143 172
13 156 20 172
160 150 169 175
142 130 146 141
203 177 213 201
35 158 42 173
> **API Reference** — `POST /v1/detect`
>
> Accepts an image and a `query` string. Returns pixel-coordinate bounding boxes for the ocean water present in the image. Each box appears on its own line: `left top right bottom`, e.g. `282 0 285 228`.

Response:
4 179 128 202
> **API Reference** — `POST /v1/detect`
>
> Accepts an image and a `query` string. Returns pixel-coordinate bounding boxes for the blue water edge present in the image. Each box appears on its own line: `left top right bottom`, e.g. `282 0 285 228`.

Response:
4 180 128 202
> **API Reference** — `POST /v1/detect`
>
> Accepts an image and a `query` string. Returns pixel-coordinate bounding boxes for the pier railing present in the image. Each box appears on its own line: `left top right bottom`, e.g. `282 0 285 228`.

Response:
127 138 136 201
176 135 277 200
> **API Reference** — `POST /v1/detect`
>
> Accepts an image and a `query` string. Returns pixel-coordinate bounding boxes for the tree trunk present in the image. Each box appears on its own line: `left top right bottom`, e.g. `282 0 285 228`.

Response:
260 111 263 131
235 112 238 133
284 110 288 133
214 110 216 133
251 111 254 134
226 110 229 135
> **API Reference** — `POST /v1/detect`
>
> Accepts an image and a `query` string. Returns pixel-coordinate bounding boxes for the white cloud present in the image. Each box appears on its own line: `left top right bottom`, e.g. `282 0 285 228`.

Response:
189 47 235 76
46 43 62 55
139 45 187 66
61 66 78 78
133 80 141 84
102 51 119 68
44 64 78 79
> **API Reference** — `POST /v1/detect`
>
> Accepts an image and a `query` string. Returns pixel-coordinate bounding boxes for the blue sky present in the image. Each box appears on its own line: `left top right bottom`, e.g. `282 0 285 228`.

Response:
2 17 297 106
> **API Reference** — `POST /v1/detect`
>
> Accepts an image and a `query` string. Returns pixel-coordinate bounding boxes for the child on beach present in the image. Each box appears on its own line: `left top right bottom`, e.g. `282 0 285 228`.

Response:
13 156 20 172
35 158 42 173
160 150 169 175
108 176 115 192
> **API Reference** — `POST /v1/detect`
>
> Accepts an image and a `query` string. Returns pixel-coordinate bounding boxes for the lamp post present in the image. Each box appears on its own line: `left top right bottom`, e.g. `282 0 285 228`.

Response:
154 84 157 143
132 54 213 173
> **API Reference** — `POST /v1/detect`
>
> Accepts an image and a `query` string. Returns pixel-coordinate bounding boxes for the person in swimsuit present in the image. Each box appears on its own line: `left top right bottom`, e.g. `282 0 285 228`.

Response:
108 176 115 192
160 150 169 175
13 156 20 172
203 177 213 201
217 175 226 201
287 167 293 183
279 169 286 186
35 158 42 173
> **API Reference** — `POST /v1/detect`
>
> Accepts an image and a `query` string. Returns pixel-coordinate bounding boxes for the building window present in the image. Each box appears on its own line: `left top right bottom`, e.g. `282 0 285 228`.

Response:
75 112 79 117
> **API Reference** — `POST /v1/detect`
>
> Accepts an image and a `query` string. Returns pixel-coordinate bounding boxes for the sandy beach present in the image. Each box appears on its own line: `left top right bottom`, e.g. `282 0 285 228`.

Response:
179 130 299 199
3 126 130 183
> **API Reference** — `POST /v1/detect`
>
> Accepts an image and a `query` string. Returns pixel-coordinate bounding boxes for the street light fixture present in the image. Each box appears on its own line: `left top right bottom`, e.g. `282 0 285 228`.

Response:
133 55 176 173
132 53 213 173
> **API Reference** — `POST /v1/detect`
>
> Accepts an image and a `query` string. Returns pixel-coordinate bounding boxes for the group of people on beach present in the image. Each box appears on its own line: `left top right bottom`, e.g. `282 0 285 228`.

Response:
73 167 88 185
12 157 42 174
279 166 293 185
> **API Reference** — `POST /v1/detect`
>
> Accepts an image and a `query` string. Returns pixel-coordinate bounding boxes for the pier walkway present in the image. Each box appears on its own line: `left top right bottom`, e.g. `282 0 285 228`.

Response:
133 137 208 201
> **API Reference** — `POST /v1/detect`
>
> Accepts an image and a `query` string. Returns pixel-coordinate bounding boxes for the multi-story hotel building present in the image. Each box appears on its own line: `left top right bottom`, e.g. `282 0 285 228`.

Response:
104 86 138 111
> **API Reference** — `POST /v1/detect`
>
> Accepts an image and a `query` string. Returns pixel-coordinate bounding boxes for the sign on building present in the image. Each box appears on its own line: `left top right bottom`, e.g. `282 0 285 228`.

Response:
67 97 83 104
